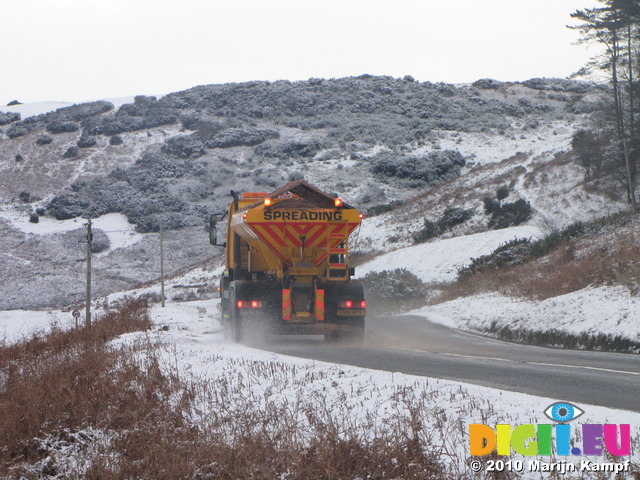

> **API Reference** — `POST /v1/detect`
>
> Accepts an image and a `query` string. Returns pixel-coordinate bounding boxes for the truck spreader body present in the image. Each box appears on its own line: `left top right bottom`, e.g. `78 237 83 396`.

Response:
213 180 366 342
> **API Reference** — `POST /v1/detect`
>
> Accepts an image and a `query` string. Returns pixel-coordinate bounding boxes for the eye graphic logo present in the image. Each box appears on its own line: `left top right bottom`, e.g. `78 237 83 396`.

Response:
544 402 584 423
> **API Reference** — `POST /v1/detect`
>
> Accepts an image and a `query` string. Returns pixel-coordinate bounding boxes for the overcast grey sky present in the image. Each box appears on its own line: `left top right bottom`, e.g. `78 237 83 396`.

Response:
2 0 600 104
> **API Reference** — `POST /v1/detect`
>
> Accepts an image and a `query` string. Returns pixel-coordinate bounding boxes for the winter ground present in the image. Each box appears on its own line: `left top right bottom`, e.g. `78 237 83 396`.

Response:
2 232 640 474
3 294 639 477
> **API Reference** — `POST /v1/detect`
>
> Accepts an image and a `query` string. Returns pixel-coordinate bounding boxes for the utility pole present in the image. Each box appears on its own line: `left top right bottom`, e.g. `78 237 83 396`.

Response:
160 223 165 307
85 219 92 327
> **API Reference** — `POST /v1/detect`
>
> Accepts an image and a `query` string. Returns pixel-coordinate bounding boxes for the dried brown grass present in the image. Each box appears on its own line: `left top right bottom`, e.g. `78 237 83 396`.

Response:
0 298 452 479
440 228 640 302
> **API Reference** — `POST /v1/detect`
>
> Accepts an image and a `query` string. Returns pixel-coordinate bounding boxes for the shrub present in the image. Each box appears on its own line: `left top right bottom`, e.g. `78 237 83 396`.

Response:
437 207 474 230
370 150 466 187
77 135 97 148
19 191 31 203
47 121 80 134
413 219 439 243
15 154 23 162
458 238 533 279
161 134 205 158
489 199 532 229
254 139 323 159
413 207 474 244
496 185 509 201
7 124 31 138
204 127 279 148
109 134 123 145
367 200 403 216
63 146 79 159
483 187 532 230
0 111 20 125
361 268 425 312
29 212 39 223
36 135 53 146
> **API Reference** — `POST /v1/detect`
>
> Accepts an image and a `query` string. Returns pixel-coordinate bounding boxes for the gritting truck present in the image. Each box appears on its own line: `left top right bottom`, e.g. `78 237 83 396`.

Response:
210 180 366 343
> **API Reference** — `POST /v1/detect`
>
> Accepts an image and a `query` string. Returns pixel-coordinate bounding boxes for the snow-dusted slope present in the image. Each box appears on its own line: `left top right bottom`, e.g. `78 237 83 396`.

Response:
357 225 542 284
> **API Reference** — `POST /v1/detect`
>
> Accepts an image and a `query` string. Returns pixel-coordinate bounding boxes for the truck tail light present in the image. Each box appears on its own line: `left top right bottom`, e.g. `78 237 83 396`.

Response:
264 198 272 206
338 300 365 309
236 300 263 309
334 198 343 207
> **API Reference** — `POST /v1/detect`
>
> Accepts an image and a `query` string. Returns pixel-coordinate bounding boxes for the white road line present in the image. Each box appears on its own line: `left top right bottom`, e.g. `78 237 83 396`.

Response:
389 347 640 376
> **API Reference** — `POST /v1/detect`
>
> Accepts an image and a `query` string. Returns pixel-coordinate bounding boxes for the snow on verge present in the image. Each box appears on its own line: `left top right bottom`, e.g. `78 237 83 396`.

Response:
141 299 640 476
410 285 640 342
357 225 542 284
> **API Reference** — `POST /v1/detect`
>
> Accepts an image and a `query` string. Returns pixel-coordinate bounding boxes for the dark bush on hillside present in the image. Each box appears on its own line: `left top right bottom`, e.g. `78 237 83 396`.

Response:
15 154 23 162
47 121 79 134
367 200 403 216
370 150 466 187
413 219 439 243
522 78 591 93
47 193 88 220
109 134 123 145
7 124 31 138
133 95 157 106
84 99 176 135
63 146 79 159
0 111 20 125
47 152 208 231
204 127 279 148
19 191 31 203
438 207 474 230
29 212 39 224
472 78 504 90
5 101 113 138
361 268 425 311
77 135 97 148
92 112 177 135
483 197 500 215
496 185 509 201
254 139 322 159
179 112 201 130
162 134 205 158
458 238 533 279
413 207 475 243
488 199 532 229
483 186 532 230
36 135 53 146
91 229 110 253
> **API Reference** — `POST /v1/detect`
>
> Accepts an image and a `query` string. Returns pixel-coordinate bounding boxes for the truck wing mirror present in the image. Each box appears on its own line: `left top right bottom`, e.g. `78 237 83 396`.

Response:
209 212 227 246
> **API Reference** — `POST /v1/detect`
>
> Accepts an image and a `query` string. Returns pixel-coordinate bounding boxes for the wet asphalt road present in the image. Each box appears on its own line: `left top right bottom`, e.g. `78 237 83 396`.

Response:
261 315 640 412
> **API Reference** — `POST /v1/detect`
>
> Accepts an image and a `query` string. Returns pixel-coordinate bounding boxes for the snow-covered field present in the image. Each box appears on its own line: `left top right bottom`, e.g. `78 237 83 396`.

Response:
3 295 638 477
357 225 542 284
413 286 640 343
148 300 640 471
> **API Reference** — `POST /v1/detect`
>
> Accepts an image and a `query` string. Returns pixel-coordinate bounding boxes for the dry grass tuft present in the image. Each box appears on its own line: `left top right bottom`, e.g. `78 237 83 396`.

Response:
440 224 640 302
